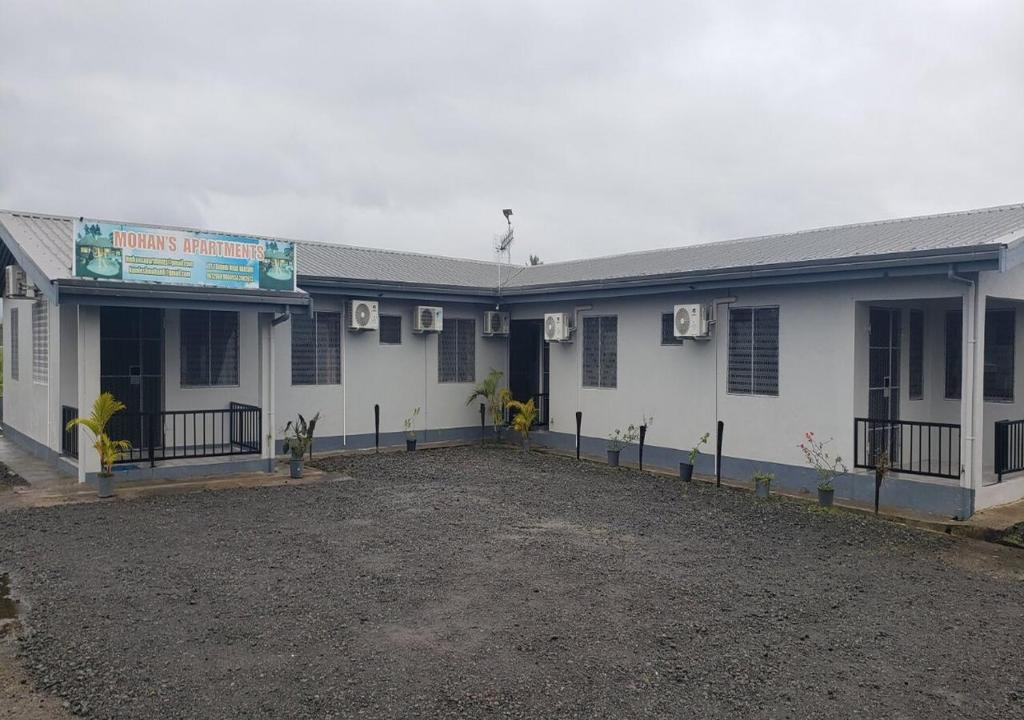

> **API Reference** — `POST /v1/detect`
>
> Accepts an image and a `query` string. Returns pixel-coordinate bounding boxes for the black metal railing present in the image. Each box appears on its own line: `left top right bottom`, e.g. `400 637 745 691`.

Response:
61 405 79 459
994 418 1024 482
105 404 262 467
854 417 961 480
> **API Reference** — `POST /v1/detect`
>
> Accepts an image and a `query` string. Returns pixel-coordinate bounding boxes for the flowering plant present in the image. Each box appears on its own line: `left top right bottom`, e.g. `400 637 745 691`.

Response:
799 432 848 491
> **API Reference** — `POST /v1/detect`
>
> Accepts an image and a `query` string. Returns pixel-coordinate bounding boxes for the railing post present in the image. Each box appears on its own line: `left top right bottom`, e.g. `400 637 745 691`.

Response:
147 413 155 468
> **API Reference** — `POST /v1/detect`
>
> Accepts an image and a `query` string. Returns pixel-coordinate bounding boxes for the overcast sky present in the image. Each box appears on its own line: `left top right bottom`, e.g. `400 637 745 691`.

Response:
1 1 1022 264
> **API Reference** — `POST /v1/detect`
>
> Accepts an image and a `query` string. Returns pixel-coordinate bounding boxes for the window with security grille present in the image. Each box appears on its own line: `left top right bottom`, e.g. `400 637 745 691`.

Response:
32 299 47 383
9 307 18 380
181 310 240 386
582 316 617 388
291 312 342 385
728 306 779 396
909 310 923 400
661 313 683 345
438 318 475 383
379 315 402 345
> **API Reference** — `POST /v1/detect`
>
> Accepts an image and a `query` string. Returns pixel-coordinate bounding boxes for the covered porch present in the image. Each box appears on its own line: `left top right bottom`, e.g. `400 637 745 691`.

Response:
852 287 1024 515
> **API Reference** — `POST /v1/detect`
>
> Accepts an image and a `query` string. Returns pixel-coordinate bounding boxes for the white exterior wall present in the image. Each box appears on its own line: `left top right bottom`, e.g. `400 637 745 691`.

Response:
3 294 62 454
513 275 980 475
272 297 508 445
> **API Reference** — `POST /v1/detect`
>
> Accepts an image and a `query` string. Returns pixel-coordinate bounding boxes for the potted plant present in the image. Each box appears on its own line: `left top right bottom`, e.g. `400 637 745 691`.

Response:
404 407 421 451
282 412 320 478
507 397 538 452
64 392 132 498
752 470 773 499
679 432 710 482
465 368 512 441
606 425 639 467
799 432 848 507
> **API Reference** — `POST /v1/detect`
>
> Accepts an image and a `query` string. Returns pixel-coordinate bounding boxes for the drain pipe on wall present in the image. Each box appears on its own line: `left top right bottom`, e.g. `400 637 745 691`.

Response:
709 296 737 478
948 268 980 513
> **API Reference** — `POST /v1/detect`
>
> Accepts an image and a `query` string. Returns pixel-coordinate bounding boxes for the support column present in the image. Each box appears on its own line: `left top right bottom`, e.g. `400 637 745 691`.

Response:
259 312 276 471
958 281 985 518
76 305 101 483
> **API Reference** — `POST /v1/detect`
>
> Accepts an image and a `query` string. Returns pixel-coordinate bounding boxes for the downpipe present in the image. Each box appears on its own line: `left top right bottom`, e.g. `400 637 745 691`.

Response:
948 267 978 518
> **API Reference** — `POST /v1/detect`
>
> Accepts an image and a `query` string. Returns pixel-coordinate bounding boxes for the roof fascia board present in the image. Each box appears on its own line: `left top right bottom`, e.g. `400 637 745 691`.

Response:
0 219 59 303
55 281 310 310
298 278 495 305
998 232 1024 271
499 258 999 305
57 292 300 314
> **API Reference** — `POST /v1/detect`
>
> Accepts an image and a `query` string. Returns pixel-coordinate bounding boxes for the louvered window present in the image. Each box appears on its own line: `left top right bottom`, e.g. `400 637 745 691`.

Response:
379 315 402 345
438 318 475 383
9 307 18 380
32 300 48 383
582 316 617 388
909 310 923 400
728 307 779 396
291 312 342 385
181 310 239 386
661 313 683 345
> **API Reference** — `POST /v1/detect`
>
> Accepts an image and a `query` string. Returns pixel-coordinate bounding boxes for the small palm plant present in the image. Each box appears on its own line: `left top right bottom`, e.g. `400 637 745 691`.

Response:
65 393 132 494
283 413 320 478
507 398 538 451
465 368 512 437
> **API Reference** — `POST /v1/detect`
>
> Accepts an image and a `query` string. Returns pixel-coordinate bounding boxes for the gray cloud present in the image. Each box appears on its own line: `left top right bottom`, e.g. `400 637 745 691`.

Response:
1 0 1022 263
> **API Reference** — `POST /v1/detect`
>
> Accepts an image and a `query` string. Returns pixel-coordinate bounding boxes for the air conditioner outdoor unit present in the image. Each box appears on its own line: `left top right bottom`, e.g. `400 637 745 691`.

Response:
543 312 573 342
483 310 510 337
347 299 379 331
3 265 27 298
413 306 443 333
673 303 710 339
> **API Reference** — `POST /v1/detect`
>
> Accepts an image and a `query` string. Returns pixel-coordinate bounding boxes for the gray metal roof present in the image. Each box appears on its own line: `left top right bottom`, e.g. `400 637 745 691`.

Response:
504 202 1024 289
2 203 1024 296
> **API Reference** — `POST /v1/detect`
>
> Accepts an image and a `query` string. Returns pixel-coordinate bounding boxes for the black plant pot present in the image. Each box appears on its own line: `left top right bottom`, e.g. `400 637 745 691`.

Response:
607 449 620 467
290 459 303 479
406 438 417 452
679 462 694 482
818 488 834 507
755 482 770 499
96 474 115 499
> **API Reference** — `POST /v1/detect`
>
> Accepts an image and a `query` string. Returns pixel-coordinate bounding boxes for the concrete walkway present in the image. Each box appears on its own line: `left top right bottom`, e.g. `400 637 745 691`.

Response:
0 432 332 509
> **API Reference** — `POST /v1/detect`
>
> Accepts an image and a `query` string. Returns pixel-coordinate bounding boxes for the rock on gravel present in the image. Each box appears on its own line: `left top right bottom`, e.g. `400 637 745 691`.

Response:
0 445 1022 719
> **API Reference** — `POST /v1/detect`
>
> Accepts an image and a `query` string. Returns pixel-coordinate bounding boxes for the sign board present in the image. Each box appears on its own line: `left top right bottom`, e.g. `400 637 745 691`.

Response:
73 220 296 291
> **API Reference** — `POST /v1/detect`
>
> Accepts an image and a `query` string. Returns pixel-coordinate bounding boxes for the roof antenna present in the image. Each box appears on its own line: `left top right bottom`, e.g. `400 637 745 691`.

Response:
495 209 514 301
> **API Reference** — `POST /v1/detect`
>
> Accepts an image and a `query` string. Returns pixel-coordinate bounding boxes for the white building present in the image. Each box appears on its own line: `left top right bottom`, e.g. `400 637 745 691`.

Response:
3 204 1024 519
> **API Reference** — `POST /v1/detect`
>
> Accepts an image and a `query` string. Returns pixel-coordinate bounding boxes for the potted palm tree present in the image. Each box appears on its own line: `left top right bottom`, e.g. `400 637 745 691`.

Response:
65 392 132 498
404 407 421 451
799 432 849 507
282 412 320 478
507 397 538 452
679 432 710 482
465 368 512 441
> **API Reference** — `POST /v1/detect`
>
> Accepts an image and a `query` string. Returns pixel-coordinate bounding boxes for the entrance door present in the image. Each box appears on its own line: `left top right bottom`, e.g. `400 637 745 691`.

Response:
509 319 547 426
100 307 163 449
867 307 901 463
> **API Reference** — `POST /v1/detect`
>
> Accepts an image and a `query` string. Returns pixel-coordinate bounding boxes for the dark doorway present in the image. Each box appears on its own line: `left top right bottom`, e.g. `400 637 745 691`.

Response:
509 319 548 426
100 307 163 448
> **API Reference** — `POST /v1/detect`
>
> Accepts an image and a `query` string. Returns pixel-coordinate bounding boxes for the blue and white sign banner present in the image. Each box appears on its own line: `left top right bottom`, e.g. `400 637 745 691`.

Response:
73 220 296 291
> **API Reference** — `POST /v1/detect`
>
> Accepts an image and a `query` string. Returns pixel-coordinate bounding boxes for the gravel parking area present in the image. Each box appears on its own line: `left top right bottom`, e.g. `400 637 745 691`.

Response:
1 445 1023 719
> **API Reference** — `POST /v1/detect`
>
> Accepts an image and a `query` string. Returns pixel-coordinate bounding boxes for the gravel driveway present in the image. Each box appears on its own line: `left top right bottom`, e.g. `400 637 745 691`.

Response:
1 446 1022 719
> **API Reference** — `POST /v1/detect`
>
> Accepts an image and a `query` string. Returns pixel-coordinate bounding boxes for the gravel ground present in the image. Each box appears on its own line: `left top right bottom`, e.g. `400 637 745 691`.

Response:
1 445 1023 719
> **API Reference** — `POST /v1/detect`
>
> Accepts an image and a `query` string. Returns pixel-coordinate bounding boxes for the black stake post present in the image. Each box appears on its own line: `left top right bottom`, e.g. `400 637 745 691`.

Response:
374 404 380 453
480 403 486 445
715 420 724 488
638 424 647 471
575 411 583 460
874 468 882 515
